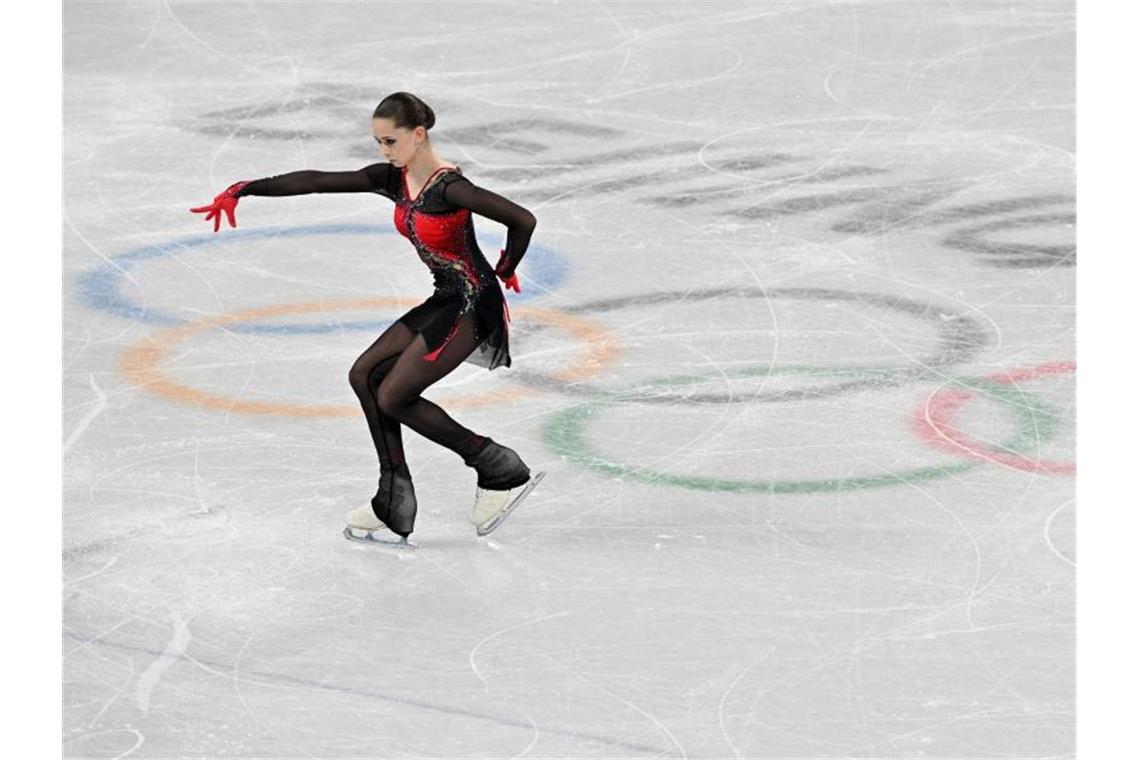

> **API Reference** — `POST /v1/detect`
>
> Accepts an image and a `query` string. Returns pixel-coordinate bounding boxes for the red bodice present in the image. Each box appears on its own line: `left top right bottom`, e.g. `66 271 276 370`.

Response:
393 166 496 297
393 200 469 249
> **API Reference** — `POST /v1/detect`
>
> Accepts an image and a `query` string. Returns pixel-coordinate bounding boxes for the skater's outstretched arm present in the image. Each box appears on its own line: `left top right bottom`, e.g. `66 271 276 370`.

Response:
442 177 537 280
237 163 395 196
190 163 397 231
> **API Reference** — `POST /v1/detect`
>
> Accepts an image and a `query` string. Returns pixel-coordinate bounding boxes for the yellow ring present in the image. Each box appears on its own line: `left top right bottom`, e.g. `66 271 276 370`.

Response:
118 297 622 417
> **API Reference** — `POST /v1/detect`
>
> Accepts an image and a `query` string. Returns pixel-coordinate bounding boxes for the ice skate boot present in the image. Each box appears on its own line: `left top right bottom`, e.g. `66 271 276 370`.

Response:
463 438 546 536
344 463 418 548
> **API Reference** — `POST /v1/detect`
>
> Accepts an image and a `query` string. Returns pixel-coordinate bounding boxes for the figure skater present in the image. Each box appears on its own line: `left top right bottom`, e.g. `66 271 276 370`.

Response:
190 91 545 547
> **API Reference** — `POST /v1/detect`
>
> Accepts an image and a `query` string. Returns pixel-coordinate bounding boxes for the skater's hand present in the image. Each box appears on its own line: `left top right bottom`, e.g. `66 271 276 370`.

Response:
499 273 521 293
494 248 521 292
189 180 249 232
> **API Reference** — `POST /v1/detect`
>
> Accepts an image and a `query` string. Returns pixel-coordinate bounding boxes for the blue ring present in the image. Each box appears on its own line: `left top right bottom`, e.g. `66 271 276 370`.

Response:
75 223 568 335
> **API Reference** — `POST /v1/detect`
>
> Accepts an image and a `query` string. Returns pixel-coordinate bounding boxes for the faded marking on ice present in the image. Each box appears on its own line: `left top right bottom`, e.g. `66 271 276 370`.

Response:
64 373 108 455
135 611 191 713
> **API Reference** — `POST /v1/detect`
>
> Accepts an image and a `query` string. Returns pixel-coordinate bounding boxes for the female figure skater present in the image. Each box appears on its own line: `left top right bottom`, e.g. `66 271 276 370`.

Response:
190 91 545 547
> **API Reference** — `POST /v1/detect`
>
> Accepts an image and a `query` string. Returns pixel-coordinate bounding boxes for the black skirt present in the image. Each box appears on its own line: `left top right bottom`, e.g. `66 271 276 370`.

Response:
397 285 511 370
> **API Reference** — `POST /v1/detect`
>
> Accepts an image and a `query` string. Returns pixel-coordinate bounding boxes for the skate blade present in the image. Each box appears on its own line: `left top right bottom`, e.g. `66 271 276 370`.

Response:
343 526 418 549
476 471 546 537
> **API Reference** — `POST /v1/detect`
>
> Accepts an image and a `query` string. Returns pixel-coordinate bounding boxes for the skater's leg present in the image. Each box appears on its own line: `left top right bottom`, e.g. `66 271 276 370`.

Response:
348 320 416 469
376 314 488 460
345 319 426 540
375 315 540 537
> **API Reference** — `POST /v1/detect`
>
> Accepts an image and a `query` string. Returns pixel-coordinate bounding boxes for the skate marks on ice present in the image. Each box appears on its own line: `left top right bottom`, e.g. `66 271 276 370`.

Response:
61 626 674 757
1044 498 1076 568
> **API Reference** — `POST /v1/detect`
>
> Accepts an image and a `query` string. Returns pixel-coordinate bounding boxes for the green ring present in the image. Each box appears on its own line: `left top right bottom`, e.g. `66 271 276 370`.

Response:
541 365 1060 494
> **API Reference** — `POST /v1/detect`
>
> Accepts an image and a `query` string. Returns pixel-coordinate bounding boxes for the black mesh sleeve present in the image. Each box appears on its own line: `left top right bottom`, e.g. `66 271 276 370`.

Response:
442 177 537 279
237 163 397 198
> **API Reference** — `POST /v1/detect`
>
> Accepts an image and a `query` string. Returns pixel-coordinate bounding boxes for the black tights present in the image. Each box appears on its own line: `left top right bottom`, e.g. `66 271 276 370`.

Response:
348 315 487 472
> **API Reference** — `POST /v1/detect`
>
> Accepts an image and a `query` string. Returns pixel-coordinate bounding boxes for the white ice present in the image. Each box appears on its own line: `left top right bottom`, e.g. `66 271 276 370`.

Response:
63 1 1075 757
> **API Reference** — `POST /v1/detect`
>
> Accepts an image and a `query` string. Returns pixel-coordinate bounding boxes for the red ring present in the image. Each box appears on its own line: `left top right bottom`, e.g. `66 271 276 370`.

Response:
911 361 1075 475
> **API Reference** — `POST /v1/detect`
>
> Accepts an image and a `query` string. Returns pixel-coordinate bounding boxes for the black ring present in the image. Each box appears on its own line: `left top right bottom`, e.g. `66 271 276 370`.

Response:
509 286 988 405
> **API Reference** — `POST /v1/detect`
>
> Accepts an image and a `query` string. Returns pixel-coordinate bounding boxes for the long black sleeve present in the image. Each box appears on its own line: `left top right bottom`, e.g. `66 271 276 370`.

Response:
236 163 397 198
442 177 537 279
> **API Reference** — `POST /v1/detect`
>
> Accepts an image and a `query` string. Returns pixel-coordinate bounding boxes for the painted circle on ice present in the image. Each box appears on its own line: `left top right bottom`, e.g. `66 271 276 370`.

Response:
541 364 1063 494
510 287 989 405
911 361 1075 474
118 298 621 416
75 223 567 333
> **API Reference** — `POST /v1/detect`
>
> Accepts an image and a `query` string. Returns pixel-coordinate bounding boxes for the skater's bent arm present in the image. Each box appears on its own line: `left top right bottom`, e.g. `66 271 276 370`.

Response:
443 177 537 278
237 163 395 197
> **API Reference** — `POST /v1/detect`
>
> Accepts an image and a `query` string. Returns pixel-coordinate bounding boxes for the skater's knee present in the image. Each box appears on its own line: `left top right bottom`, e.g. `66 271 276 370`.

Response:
350 357 394 396
376 384 413 418
348 362 370 396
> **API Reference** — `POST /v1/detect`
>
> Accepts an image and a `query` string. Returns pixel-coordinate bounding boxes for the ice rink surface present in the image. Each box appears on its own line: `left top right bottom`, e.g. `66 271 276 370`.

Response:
63 1 1075 757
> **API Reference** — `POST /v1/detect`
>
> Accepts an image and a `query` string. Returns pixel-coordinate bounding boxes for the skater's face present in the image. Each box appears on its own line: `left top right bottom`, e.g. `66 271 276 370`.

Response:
372 118 425 167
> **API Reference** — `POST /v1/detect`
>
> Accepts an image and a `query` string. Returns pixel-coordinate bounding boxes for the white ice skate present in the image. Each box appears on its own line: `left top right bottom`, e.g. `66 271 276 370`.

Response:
343 504 417 549
469 471 546 537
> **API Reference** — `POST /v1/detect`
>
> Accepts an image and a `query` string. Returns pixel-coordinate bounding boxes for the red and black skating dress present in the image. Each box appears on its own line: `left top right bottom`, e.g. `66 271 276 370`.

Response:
236 162 536 370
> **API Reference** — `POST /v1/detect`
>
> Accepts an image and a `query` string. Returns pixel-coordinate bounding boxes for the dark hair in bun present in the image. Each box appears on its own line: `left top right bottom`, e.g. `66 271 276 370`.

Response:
372 92 436 132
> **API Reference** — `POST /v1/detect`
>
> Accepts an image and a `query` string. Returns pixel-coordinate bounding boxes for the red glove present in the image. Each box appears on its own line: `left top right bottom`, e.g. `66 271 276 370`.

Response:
495 248 521 293
500 273 521 293
190 181 250 232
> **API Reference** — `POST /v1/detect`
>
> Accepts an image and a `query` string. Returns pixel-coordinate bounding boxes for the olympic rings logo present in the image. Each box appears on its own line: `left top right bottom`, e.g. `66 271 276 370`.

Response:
81 229 1073 494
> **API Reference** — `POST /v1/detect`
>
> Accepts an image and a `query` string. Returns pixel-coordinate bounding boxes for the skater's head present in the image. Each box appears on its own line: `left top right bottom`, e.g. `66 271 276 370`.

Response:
372 92 436 167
